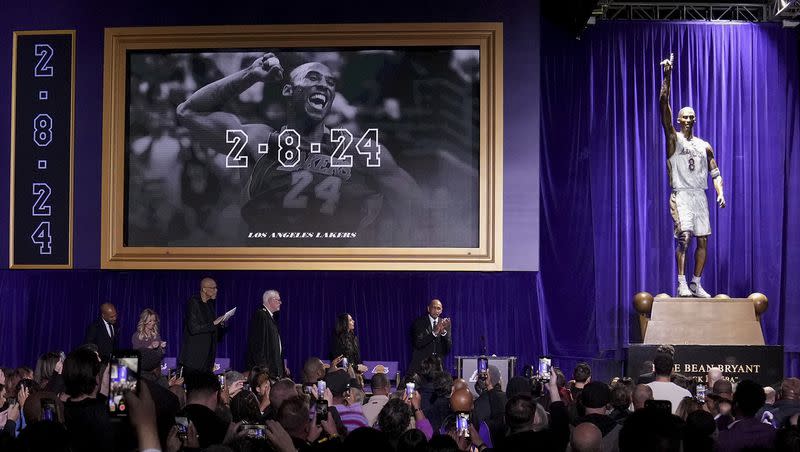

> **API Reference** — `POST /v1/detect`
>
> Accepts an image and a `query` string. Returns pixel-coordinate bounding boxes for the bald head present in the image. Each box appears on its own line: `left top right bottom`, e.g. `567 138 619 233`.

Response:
452 378 469 393
100 303 117 324
427 299 443 319
764 386 776 405
632 384 653 410
571 422 603 452
200 278 218 302
707 367 722 387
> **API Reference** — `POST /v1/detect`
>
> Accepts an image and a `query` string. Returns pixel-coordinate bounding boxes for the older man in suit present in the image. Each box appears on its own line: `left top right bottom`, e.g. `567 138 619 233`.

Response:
179 277 228 372
408 299 452 374
84 302 120 360
246 290 289 378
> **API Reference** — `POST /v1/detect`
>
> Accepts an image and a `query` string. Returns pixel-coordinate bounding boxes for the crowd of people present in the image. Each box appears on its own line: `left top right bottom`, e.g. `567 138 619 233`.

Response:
1 281 799 451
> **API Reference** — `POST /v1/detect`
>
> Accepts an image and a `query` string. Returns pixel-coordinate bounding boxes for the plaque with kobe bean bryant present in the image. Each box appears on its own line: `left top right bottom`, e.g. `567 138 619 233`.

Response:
101 24 502 270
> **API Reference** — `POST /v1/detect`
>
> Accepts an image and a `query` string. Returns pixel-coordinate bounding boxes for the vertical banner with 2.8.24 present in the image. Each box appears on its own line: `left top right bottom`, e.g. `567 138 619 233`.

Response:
10 31 74 268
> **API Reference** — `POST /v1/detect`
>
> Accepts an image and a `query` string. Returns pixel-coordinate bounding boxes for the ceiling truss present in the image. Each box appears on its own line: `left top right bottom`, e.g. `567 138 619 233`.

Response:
593 1 800 22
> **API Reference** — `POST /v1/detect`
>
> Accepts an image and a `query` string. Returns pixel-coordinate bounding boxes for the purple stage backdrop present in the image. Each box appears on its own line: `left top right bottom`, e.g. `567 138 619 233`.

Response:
2 5 800 381
541 21 800 375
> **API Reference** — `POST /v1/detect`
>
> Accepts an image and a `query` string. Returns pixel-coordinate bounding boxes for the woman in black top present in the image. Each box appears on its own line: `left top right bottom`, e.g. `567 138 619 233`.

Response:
329 313 361 367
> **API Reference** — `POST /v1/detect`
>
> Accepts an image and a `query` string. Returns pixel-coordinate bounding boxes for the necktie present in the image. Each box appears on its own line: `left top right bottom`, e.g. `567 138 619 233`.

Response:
433 319 438 330
109 323 114 339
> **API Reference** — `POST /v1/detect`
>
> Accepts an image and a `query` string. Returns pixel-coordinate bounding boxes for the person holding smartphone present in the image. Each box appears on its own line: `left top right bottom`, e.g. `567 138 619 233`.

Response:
133 309 167 379
409 299 452 374
330 313 367 374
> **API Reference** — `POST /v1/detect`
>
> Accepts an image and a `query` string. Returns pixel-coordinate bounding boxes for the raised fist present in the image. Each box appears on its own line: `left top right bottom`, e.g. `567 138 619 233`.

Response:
660 52 674 75
251 52 284 82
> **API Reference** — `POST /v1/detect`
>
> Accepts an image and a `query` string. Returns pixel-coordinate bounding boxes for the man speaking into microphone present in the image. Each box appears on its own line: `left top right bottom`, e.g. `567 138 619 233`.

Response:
409 299 452 374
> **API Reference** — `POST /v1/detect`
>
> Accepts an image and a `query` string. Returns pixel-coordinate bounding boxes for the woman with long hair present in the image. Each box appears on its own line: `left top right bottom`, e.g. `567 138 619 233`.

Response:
330 313 362 369
132 308 166 351
34 351 65 388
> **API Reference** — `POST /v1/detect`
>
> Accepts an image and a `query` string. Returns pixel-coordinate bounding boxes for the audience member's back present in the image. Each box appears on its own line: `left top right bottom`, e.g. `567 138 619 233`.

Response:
717 379 777 452
619 406 684 452
62 348 115 452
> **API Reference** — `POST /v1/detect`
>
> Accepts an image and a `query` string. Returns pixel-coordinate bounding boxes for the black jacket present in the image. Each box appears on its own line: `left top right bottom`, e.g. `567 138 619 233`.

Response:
84 318 119 361
329 332 361 366
408 315 451 374
246 307 284 377
178 295 226 372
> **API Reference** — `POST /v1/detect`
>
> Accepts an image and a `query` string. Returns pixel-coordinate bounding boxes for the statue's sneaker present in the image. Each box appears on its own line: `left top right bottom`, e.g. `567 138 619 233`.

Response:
689 282 711 298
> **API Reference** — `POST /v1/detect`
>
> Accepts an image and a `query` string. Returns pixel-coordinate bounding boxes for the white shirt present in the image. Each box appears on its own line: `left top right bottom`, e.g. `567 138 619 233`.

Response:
647 381 692 414
362 394 389 427
429 315 447 336
103 319 114 339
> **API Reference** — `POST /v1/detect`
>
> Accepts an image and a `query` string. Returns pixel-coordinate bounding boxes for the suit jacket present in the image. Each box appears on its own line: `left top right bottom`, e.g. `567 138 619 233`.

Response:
246 307 284 377
84 318 119 360
178 295 225 372
409 315 451 374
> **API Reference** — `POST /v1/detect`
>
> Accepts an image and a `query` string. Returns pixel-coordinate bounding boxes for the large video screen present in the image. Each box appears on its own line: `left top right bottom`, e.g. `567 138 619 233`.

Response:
101 24 502 270
125 48 480 248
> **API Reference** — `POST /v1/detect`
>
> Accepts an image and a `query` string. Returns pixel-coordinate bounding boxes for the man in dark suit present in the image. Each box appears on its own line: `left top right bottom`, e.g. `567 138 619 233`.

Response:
84 302 120 360
408 299 452 374
246 289 288 378
179 277 227 372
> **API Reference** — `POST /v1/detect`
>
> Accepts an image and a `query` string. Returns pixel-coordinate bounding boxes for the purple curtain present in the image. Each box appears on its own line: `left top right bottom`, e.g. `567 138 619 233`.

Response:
540 21 800 370
0 270 544 376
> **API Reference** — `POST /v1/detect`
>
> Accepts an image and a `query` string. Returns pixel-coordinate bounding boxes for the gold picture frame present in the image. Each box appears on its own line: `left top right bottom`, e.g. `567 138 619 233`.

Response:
101 23 503 270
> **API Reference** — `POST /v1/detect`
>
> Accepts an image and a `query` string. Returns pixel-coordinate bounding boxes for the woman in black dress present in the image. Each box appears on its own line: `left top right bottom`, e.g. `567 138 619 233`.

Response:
329 313 361 369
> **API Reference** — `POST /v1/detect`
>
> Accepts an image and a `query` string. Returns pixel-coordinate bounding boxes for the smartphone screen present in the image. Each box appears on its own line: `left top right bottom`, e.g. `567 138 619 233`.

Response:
456 412 470 436
218 374 226 389
108 350 140 417
175 416 189 439
41 398 57 422
243 424 266 438
538 356 552 382
316 399 329 424
317 380 327 399
477 357 488 373
696 384 706 403
405 382 416 399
